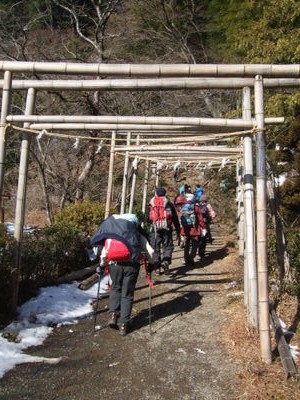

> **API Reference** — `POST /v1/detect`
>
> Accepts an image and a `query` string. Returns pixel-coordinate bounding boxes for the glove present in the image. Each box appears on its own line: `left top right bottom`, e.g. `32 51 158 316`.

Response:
96 264 105 275
201 229 207 237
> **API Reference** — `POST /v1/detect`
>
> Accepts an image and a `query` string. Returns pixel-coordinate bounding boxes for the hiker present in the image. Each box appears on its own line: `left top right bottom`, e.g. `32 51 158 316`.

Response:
147 187 180 275
194 184 204 202
173 161 180 182
197 194 217 262
174 185 187 248
174 184 193 248
184 184 192 194
89 213 154 336
180 192 205 267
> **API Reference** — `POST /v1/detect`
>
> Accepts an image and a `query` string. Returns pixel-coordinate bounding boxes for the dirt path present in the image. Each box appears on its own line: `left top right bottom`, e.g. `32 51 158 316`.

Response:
0 223 243 400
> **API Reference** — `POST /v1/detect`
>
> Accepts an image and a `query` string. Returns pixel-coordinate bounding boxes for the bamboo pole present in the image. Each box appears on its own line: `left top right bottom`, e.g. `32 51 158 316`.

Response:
236 159 244 256
11 88 36 315
115 145 241 152
120 132 131 214
105 131 116 219
24 116 283 131
266 174 292 283
120 149 241 154
243 87 258 329
26 123 250 132
1 61 300 78
128 135 140 214
270 307 297 378
0 71 12 200
122 155 238 163
120 154 240 161
142 160 149 217
2 77 300 91
8 114 284 127
254 75 272 363
155 161 160 187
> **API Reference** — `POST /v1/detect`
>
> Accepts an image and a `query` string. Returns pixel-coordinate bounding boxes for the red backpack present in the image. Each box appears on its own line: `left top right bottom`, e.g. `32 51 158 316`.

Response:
149 195 172 231
104 238 131 262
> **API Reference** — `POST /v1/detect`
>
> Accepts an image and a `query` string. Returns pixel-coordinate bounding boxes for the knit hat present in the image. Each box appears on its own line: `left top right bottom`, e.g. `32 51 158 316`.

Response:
156 187 166 196
185 193 195 203
184 184 192 193
200 194 208 202
113 213 139 225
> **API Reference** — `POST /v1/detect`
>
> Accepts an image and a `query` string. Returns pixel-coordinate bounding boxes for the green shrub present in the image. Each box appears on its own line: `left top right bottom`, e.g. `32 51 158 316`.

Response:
21 222 90 288
55 200 106 238
284 229 300 295
267 233 278 277
0 224 16 325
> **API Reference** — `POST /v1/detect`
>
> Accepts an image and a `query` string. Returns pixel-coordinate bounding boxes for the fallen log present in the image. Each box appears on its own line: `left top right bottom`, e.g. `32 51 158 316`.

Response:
270 306 298 379
56 264 97 285
78 272 99 290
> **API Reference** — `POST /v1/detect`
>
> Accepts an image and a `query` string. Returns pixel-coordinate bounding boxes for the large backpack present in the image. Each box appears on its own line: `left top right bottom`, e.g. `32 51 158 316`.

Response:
149 195 172 231
180 194 196 226
104 238 131 262
199 201 211 224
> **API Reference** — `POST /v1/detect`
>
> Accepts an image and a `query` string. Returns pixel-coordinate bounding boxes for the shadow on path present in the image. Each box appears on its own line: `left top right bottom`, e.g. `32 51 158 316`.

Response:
130 290 202 332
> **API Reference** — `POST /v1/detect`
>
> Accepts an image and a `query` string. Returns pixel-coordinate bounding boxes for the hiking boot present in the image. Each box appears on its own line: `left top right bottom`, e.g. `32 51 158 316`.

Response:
162 261 170 275
108 312 118 329
185 257 194 267
118 323 127 336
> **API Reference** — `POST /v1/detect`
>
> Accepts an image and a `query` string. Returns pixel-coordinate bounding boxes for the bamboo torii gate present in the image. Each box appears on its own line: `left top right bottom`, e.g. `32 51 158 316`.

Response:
1 62 297 365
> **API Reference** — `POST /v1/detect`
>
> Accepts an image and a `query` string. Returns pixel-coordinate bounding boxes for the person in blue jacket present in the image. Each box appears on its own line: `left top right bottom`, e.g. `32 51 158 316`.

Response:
90 213 154 336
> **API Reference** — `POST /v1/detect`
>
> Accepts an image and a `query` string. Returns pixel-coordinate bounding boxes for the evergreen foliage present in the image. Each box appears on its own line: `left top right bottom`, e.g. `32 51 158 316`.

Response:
55 200 107 238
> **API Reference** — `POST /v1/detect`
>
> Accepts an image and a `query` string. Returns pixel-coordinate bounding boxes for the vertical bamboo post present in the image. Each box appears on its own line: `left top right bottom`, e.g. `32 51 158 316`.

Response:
236 159 244 256
0 71 12 199
120 132 131 214
128 134 140 214
11 88 36 315
254 75 272 363
243 86 258 328
155 162 160 187
105 131 116 219
142 160 149 216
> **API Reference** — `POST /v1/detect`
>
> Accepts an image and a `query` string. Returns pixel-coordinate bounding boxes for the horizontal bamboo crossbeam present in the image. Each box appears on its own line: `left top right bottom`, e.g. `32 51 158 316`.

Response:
114 145 241 153
2 78 300 90
1 61 300 77
117 151 241 158
7 115 284 127
119 155 238 163
27 123 242 132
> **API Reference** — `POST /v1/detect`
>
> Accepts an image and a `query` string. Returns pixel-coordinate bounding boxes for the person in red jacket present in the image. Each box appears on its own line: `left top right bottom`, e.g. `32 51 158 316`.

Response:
146 187 180 275
180 193 205 267
197 194 217 263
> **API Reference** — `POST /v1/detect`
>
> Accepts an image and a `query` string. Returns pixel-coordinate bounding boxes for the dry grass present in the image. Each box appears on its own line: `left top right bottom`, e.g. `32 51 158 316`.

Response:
25 210 48 228
220 252 300 400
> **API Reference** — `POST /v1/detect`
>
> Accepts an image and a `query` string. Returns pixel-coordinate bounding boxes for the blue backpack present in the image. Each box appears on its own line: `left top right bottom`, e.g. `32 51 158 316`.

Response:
194 186 203 201
180 201 196 226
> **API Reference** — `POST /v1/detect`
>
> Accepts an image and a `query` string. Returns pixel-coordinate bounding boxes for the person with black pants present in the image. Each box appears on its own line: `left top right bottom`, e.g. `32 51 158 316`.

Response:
146 187 180 275
90 213 154 336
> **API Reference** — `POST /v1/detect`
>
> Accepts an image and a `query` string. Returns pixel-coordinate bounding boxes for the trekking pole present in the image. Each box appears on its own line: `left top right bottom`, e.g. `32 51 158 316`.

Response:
144 258 154 335
93 263 102 331
149 272 152 335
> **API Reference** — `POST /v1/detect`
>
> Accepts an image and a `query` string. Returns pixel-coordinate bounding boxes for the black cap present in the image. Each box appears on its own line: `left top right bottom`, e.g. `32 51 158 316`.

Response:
156 187 166 196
